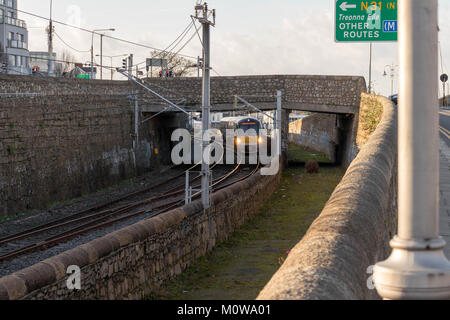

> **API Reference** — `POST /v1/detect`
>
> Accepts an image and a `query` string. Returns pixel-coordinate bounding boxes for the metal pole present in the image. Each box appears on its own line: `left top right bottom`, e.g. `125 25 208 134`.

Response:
134 90 139 149
391 65 395 96
2 3 6 74
91 32 94 79
201 4 211 210
100 34 103 80
374 0 450 300
368 42 372 94
47 0 53 77
128 54 133 76
110 57 113 80
277 90 282 159
185 171 190 205
443 82 446 107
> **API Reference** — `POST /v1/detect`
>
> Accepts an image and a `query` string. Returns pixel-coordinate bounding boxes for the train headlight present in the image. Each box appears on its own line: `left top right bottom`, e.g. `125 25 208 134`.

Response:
258 137 263 144
236 138 242 145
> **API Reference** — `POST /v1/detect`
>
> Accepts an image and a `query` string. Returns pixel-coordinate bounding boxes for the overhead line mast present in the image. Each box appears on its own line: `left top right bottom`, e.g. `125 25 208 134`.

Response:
193 2 216 210
47 0 54 76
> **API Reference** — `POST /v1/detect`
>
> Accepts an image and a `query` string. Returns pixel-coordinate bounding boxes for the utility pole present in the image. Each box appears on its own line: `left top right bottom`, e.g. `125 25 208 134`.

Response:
384 64 397 96
47 0 54 77
368 42 372 94
128 54 133 76
134 90 139 149
374 0 450 300
194 2 216 210
276 91 282 159
100 34 103 80
91 28 115 79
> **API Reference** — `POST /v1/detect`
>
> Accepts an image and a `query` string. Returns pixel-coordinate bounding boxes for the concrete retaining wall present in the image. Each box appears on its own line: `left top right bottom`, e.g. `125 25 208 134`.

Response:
289 114 338 162
257 96 397 300
0 166 280 300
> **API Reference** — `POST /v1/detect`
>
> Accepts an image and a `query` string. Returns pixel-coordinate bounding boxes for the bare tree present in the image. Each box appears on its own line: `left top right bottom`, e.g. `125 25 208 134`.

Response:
58 50 77 75
148 50 197 77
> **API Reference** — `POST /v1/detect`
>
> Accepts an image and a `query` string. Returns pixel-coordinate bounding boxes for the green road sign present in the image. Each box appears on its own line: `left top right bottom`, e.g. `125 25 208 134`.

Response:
335 0 398 42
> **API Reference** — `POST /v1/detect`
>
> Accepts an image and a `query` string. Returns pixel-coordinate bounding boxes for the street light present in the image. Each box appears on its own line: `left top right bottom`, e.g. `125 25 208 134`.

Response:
383 63 398 96
91 28 115 79
96 54 127 80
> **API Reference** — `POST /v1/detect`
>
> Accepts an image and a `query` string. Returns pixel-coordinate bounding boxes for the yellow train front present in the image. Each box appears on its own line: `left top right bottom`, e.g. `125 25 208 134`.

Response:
218 116 271 159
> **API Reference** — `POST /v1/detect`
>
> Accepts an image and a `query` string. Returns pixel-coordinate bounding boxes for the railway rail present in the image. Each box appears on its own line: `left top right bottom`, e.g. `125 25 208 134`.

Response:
0 162 260 264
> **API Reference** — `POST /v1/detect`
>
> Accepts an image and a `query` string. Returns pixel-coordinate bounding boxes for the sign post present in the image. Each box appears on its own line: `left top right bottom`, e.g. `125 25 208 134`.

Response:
441 73 448 107
335 0 398 42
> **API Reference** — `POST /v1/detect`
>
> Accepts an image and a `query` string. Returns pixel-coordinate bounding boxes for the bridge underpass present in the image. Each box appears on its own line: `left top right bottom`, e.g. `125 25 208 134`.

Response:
138 75 366 166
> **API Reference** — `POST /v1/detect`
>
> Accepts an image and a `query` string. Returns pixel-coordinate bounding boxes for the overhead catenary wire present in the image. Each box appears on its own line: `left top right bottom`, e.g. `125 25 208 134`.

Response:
10 7 223 78
15 8 197 59
54 31 91 53
151 21 196 61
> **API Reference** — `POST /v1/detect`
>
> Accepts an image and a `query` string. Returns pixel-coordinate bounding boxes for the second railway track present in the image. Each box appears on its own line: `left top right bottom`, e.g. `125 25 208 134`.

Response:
0 163 260 266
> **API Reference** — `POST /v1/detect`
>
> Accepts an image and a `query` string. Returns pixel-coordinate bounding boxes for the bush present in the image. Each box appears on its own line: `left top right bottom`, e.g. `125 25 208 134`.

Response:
305 160 319 174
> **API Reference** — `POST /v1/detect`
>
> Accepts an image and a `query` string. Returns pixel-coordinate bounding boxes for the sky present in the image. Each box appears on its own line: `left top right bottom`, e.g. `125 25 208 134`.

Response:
17 0 450 97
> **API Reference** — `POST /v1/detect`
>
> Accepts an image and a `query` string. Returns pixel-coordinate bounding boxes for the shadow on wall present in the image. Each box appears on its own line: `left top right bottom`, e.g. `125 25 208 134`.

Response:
288 114 339 164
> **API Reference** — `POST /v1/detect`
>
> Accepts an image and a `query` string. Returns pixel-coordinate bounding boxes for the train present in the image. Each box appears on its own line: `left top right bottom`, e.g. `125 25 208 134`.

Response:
215 116 272 157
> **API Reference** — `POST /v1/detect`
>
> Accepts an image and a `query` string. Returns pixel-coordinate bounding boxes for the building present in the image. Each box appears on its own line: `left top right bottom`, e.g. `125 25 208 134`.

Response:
29 51 63 76
65 65 97 79
0 0 31 75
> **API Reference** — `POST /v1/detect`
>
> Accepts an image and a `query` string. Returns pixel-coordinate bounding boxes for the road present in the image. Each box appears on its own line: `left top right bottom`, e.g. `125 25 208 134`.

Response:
439 108 450 259
440 109 450 146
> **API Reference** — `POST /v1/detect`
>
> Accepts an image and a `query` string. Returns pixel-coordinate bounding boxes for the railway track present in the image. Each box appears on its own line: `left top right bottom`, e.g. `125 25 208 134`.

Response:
0 162 260 264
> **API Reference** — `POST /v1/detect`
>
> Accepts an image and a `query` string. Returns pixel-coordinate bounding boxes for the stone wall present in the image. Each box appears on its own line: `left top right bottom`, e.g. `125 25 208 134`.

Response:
0 75 170 217
289 114 338 162
257 96 398 300
0 74 365 113
0 165 281 300
141 75 366 114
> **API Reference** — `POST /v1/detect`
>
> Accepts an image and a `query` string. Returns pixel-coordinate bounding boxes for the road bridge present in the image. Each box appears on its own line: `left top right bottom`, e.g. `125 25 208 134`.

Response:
139 75 366 115
139 75 366 166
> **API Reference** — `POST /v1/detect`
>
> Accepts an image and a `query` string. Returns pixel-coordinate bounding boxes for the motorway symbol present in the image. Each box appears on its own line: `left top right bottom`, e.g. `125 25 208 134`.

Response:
340 2 357 11
335 0 398 42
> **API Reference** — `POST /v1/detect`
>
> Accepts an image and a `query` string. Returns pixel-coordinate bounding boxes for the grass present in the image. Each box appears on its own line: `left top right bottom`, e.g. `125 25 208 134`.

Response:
154 164 346 300
0 215 15 223
357 94 384 147
288 143 333 164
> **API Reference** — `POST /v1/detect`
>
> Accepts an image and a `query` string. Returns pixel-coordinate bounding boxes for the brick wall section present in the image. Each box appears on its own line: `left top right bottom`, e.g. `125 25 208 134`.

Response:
0 166 280 300
289 114 339 162
257 96 398 300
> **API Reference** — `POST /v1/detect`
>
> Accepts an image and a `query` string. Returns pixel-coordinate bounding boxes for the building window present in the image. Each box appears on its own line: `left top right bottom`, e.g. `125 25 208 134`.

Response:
8 54 15 67
6 0 13 8
15 55 21 67
8 32 14 40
